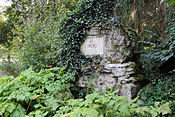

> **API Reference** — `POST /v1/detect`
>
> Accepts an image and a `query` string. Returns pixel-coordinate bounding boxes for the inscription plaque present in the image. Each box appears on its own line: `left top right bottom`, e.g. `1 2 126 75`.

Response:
81 36 104 55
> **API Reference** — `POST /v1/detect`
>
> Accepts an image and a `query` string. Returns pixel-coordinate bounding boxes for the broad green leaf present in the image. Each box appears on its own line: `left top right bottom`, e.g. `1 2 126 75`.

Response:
86 109 99 117
6 103 16 113
12 110 21 117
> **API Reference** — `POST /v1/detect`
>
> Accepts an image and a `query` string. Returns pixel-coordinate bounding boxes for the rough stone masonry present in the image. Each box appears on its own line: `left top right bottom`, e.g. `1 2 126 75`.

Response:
78 27 144 100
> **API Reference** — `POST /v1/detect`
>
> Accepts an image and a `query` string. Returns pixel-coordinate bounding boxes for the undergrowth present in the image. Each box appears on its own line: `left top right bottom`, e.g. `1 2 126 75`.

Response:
0 67 75 116
0 68 172 117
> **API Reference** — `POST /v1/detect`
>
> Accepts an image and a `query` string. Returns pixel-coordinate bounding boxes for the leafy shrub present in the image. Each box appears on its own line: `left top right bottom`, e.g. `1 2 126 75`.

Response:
15 18 62 72
0 67 75 116
55 89 171 117
169 101 175 116
140 77 175 105
139 74 175 116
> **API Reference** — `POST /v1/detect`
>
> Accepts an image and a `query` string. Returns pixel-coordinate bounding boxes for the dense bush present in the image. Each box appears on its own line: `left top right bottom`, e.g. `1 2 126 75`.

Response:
15 18 61 72
140 77 175 116
140 75 175 105
0 67 75 116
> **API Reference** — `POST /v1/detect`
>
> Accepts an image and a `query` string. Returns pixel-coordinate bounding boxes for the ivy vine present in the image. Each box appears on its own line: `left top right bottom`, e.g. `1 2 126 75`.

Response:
57 0 136 74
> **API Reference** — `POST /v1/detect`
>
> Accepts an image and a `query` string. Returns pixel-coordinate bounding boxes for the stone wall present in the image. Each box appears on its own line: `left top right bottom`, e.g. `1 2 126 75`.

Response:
78 27 144 100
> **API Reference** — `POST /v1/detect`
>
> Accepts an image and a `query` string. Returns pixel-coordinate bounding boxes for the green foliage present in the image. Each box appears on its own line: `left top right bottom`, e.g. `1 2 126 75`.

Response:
169 0 175 5
0 67 75 116
114 0 175 38
169 101 175 116
0 15 12 46
54 89 171 117
161 0 175 5
1 1 174 116
3 0 79 72
5 0 78 24
3 0 136 74
0 68 172 117
57 0 136 73
114 0 144 28
0 11 16 64
140 15 175 79
137 9 175 117
140 76 175 106
15 17 61 72
0 60 21 77
139 74 175 116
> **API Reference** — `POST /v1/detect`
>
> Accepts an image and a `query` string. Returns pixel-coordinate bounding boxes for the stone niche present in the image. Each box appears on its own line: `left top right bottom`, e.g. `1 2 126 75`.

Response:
78 27 144 100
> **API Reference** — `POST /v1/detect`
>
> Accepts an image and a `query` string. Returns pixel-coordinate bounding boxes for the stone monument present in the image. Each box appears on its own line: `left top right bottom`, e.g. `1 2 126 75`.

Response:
78 27 144 100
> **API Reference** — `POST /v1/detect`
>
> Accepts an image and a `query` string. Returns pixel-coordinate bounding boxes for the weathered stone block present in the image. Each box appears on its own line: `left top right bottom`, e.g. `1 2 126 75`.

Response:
121 83 138 100
97 75 117 90
103 63 135 77
104 28 134 63
78 27 144 100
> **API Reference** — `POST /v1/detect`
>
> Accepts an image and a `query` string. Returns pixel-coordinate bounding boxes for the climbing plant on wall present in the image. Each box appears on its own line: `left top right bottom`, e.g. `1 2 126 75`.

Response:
57 0 135 74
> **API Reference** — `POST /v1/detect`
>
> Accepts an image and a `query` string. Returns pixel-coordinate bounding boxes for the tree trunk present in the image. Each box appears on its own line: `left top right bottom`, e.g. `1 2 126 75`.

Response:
159 0 166 37
137 8 142 34
132 1 137 30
